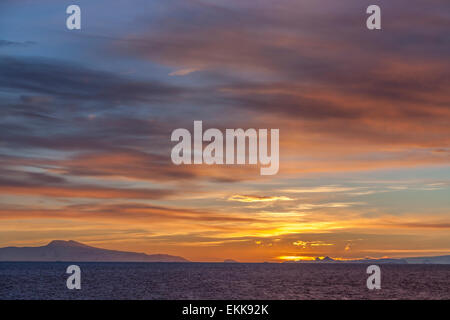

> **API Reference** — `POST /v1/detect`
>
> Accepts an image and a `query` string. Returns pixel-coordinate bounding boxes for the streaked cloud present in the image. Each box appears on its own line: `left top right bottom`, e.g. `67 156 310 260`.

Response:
297 202 364 210
282 186 361 193
292 241 334 248
228 195 294 203
169 68 199 76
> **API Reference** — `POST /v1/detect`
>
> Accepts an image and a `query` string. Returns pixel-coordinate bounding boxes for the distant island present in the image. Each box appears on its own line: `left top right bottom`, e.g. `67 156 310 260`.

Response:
283 255 450 264
0 240 189 262
2 241 449 264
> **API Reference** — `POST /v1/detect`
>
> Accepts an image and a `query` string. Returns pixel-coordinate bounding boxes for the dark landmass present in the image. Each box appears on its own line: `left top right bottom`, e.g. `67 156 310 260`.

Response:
283 255 450 264
0 240 189 262
2 241 448 264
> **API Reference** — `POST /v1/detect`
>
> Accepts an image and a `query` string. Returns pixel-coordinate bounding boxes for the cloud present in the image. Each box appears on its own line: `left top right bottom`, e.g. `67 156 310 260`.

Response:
0 179 176 200
169 68 199 76
283 186 360 193
0 40 35 47
228 195 293 202
115 0 449 161
297 202 364 210
293 240 334 248
0 202 268 226
0 56 186 108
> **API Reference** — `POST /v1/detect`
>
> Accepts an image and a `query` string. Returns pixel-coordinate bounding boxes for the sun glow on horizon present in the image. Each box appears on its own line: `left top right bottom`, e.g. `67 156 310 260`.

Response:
277 256 319 261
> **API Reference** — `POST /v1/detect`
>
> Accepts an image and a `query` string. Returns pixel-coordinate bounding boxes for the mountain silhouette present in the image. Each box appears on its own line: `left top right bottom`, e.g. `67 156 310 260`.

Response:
0 240 189 262
315 256 335 263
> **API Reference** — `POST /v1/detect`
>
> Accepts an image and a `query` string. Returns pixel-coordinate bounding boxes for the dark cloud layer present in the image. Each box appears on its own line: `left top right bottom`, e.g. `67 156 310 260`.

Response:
0 56 184 105
0 0 449 186
116 0 449 147
0 40 35 47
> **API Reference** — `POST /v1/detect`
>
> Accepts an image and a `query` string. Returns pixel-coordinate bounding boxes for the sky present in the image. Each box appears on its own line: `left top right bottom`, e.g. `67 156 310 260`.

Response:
0 0 449 262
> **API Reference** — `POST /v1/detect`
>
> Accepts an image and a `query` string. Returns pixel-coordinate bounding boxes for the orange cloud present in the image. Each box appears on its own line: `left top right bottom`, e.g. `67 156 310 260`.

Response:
228 195 293 203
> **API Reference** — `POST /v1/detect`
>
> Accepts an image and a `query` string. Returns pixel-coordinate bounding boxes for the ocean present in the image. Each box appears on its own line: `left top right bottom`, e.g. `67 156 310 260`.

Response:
0 262 448 300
